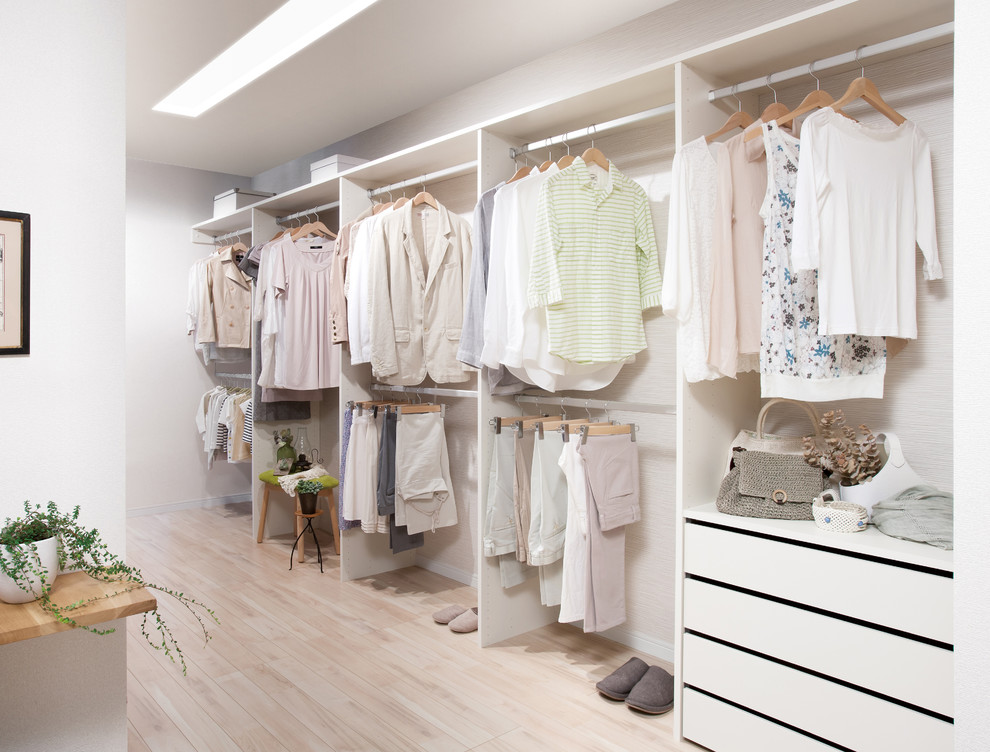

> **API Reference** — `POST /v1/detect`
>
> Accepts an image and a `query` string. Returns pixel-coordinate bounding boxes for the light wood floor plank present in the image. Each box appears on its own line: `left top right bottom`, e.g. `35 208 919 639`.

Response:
126 502 702 752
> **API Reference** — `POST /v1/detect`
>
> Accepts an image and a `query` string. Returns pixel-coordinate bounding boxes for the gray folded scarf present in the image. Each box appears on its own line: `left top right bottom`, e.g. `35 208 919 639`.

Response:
870 484 953 550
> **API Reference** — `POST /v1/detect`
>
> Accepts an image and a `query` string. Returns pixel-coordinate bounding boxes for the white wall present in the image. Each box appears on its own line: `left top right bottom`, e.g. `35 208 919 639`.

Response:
0 2 128 750
125 159 254 512
953 0 990 747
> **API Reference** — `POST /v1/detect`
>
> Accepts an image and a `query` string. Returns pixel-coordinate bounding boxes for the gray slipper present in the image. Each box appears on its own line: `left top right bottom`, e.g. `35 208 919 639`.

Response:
432 605 469 624
595 657 650 700
624 665 674 714
448 607 479 633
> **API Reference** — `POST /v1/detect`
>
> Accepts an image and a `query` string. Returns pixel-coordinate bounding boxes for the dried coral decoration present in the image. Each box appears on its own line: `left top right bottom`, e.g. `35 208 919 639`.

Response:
802 409 882 485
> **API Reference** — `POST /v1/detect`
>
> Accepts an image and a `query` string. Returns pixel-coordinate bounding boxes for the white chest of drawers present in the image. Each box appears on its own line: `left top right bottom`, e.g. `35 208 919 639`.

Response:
679 505 953 752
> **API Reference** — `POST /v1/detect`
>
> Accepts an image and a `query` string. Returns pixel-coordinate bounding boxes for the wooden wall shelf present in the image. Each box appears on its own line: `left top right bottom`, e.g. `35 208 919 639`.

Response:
0 572 157 645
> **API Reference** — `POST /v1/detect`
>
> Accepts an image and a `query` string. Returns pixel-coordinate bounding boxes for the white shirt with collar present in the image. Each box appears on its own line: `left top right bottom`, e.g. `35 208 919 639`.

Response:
347 207 394 365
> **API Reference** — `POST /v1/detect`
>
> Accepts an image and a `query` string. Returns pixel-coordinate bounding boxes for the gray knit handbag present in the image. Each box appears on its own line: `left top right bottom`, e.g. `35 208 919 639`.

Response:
716 449 825 520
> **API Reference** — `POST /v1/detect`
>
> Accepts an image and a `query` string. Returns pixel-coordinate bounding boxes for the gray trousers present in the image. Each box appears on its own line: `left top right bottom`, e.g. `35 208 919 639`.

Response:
578 434 640 633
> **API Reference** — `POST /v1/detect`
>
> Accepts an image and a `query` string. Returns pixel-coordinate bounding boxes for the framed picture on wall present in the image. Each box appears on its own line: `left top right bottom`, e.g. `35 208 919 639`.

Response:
0 210 30 355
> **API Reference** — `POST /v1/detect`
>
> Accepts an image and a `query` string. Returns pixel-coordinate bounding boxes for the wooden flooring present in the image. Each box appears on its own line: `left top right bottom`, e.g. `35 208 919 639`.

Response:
126 503 703 751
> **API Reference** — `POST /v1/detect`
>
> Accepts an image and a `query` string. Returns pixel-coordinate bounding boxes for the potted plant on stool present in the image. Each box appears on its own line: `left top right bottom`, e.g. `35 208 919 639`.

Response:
295 480 322 515
0 501 219 675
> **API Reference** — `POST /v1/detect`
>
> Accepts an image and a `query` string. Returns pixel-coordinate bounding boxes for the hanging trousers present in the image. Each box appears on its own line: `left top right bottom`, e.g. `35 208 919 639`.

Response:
577 434 641 633
529 433 568 606
395 411 457 535
558 441 589 624
378 408 424 552
483 430 534 589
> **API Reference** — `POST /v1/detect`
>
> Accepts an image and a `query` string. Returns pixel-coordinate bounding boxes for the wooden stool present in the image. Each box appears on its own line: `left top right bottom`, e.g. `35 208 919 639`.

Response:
257 471 340 561
290 511 324 573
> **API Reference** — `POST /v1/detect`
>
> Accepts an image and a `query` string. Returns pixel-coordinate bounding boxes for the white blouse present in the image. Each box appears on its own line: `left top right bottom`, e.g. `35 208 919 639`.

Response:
661 136 723 382
791 108 942 339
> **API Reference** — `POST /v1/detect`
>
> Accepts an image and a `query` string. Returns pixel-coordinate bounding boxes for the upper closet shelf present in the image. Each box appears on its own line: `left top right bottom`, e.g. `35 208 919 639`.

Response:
681 0 953 87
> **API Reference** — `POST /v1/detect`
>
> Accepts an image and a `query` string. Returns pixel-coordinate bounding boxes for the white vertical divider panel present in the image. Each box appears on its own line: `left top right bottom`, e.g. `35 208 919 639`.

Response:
248 207 324 540
475 129 560 647
671 61 764 741
336 177 418 581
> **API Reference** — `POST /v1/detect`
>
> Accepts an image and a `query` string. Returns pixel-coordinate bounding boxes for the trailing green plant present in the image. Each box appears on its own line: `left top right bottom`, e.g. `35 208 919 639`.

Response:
0 501 219 675
295 479 323 495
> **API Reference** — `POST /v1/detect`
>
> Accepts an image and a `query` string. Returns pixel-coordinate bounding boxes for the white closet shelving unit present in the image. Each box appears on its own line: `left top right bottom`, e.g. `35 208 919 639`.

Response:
190 0 955 747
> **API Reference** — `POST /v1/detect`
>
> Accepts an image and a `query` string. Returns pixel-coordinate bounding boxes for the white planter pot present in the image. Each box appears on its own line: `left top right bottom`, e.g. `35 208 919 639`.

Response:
0 536 60 604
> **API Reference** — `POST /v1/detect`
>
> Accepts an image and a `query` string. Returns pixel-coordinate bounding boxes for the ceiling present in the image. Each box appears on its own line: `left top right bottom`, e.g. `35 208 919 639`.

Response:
127 0 679 178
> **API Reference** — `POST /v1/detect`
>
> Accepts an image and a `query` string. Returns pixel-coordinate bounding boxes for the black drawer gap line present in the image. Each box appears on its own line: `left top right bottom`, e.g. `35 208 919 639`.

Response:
686 574 954 651
685 685 857 752
686 518 953 578
686 630 954 724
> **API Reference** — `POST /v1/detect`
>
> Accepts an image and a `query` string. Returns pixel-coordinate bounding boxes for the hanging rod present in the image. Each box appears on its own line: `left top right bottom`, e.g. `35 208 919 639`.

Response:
367 160 478 199
709 22 954 102
216 373 252 381
514 393 675 416
370 383 479 399
509 103 675 160
276 200 340 226
213 226 252 243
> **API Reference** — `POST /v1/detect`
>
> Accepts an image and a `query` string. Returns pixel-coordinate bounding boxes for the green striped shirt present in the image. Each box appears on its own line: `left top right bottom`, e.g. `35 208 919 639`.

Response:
528 157 662 363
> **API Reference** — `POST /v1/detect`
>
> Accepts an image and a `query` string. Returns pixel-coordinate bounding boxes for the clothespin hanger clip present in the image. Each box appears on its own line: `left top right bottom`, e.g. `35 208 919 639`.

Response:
580 424 590 445
491 416 502 435
559 423 570 443
514 420 524 439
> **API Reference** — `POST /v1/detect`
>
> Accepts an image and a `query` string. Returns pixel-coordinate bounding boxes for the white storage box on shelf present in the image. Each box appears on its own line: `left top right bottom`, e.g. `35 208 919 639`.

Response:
213 188 275 218
310 154 367 183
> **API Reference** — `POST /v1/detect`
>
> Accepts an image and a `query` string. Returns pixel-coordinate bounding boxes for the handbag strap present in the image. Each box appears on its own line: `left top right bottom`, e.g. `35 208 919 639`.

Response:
756 398 821 439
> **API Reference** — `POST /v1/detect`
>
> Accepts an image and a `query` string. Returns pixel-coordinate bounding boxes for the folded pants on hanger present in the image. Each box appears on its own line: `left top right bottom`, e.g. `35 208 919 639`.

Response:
578 434 641 633
395 411 457 535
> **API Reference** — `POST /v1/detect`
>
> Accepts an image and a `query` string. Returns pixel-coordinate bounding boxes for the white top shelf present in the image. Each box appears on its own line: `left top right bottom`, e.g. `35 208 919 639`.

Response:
685 502 953 573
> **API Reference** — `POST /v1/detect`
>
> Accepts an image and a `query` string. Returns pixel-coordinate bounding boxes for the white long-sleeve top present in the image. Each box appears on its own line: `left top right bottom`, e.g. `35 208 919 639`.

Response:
791 108 942 339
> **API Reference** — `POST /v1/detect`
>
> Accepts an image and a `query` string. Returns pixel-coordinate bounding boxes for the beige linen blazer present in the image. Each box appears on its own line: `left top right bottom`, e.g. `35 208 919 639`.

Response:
197 246 252 349
369 201 474 385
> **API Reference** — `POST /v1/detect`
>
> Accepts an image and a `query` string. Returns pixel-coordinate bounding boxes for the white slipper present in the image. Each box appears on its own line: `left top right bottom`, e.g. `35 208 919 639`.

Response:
432 604 469 624
448 607 479 633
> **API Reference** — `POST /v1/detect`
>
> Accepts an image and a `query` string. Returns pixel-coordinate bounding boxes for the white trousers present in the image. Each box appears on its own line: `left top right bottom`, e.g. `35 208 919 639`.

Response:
395 411 457 535
557 441 589 624
344 412 387 534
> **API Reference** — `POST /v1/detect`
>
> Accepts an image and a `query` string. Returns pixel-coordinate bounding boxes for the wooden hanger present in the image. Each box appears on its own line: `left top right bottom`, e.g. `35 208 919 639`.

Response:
746 88 828 140
392 196 410 209
538 159 554 172
829 76 905 124
398 403 443 414
535 417 588 432
581 146 609 171
411 190 438 210
556 154 575 169
579 422 637 444
759 101 790 124
372 201 393 215
506 165 533 184
296 220 336 240
230 241 248 254
706 109 754 143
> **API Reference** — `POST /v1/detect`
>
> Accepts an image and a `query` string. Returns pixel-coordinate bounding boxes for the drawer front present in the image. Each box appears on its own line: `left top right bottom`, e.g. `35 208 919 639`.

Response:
684 523 953 644
684 578 953 717
682 688 835 752
683 633 954 752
